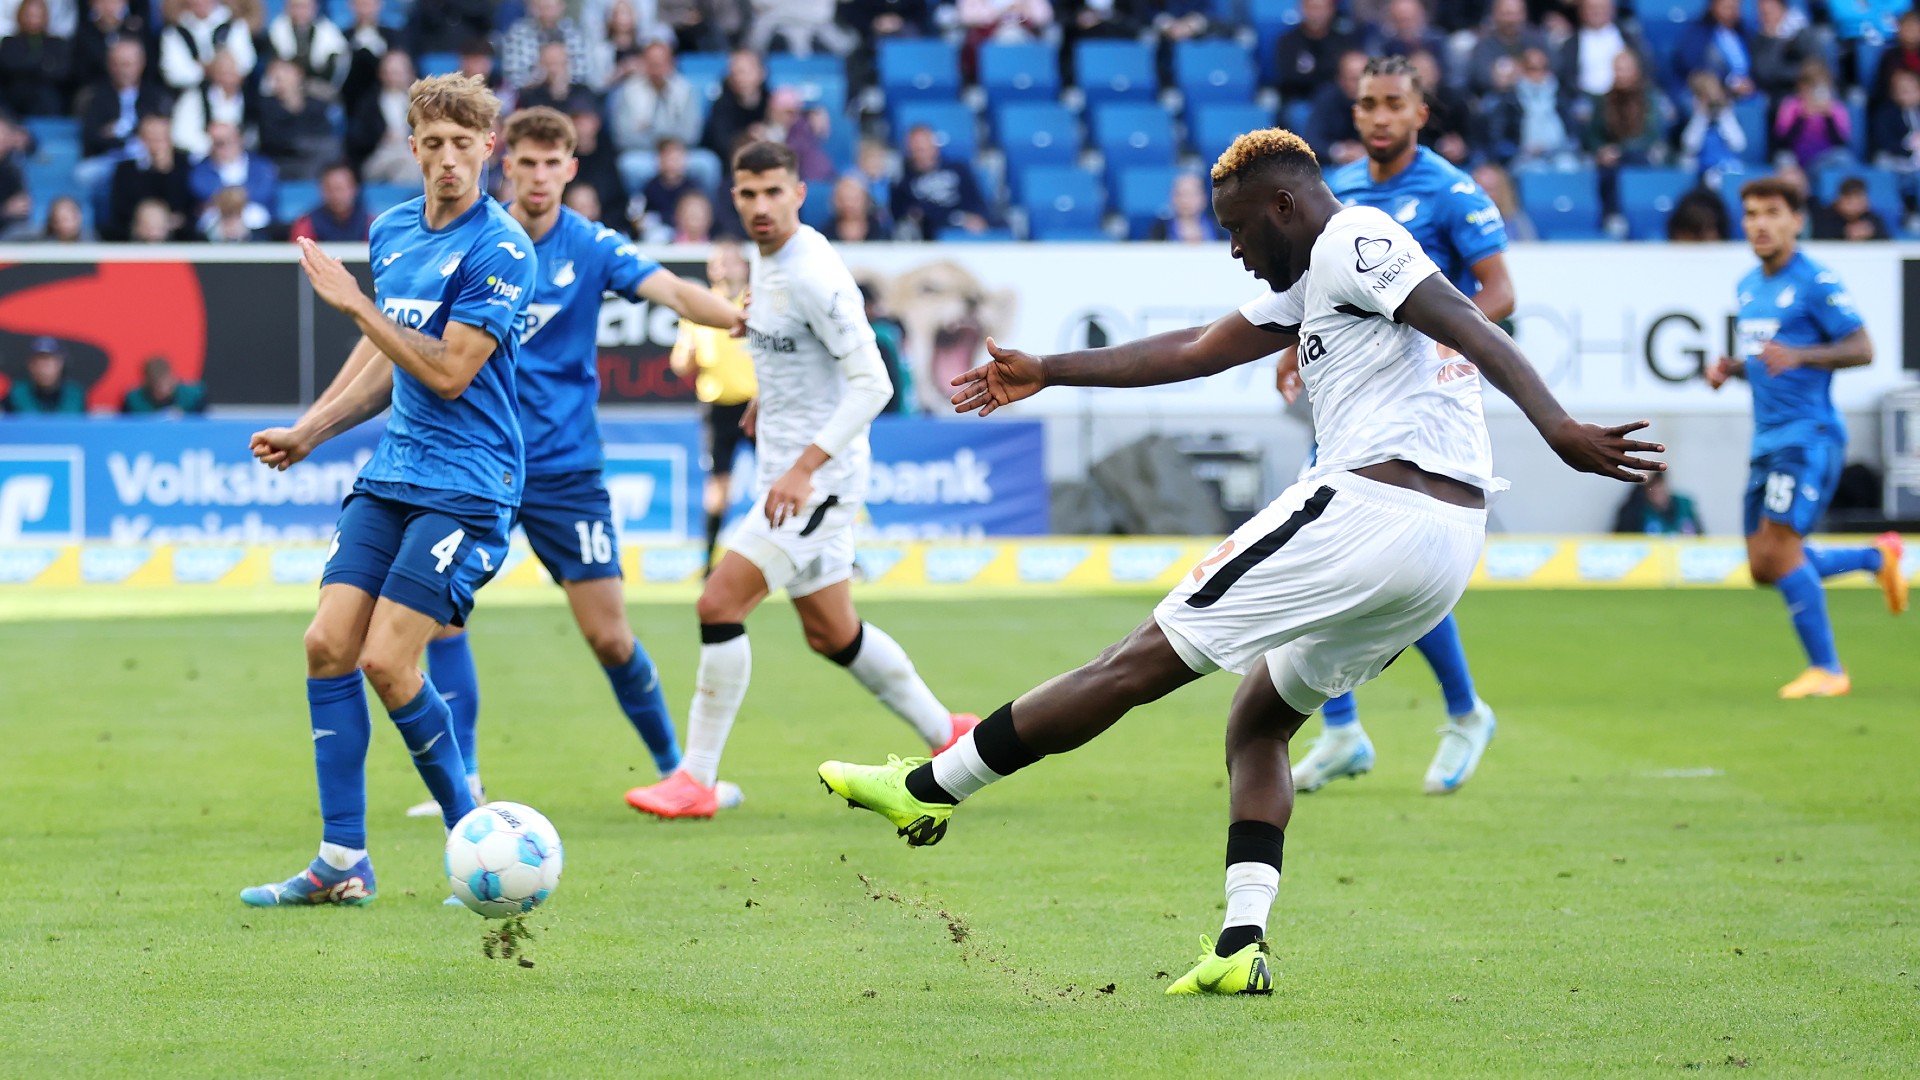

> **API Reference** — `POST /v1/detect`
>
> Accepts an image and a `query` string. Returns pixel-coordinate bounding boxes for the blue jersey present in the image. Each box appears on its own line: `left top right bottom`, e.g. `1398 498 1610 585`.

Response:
1734 250 1865 457
515 207 662 476
1327 147 1507 295
363 194 537 507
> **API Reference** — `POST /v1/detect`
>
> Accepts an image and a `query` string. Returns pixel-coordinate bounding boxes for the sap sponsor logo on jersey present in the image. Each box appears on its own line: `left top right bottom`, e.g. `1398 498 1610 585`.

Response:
603 444 689 540
924 546 999 584
866 448 993 507
1109 543 1186 583
0 448 82 542
1482 541 1558 580
382 298 443 328
1576 542 1650 581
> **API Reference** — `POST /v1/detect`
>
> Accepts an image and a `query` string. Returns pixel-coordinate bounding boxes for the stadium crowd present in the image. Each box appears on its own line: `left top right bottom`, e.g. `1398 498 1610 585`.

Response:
0 0 1912 243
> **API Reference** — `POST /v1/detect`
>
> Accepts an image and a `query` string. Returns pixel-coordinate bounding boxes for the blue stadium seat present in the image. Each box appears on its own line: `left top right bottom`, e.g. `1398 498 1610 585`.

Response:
800 180 834 229
1190 102 1274 163
417 51 460 77
1617 167 1694 240
1030 227 1115 242
1281 99 1313 136
1019 165 1104 238
995 102 1080 186
1173 41 1256 107
1519 169 1604 239
878 39 961 103
1116 165 1189 239
1092 103 1176 180
979 43 1060 106
941 226 1019 242
894 101 978 161
1075 41 1157 105
1732 96 1769 163
23 116 79 154
277 179 321 222
768 53 846 109
1249 0 1303 84
1847 99 1867 158
1816 167 1905 227
974 163 1003 213
23 161 80 203
1635 0 1708 22
364 183 419 215
678 52 729 100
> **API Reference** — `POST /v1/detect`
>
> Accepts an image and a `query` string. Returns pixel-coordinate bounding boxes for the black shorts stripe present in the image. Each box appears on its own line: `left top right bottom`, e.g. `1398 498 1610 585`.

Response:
797 494 841 538
1184 486 1337 610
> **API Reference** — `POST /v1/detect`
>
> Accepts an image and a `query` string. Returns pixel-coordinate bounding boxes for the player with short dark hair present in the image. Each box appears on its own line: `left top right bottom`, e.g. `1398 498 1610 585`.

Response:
1704 178 1906 698
1280 52 1516 798
624 139 977 820
820 128 1663 993
241 74 534 907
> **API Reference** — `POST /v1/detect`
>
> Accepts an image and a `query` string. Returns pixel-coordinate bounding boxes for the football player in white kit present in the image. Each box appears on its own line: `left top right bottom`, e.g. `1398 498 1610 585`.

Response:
626 140 975 820
819 130 1664 993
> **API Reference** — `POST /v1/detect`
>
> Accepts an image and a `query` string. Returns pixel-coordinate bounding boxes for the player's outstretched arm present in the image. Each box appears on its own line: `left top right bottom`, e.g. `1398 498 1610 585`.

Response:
636 269 747 333
312 335 387 410
1398 275 1665 484
950 312 1294 416
296 237 499 400
251 353 394 470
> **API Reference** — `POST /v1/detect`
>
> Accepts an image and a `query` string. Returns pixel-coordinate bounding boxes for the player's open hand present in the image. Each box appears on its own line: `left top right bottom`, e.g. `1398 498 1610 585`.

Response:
297 237 365 315
1756 340 1802 377
1546 418 1666 484
950 337 1046 417
764 464 812 528
1704 355 1740 390
250 426 312 471
1275 347 1303 404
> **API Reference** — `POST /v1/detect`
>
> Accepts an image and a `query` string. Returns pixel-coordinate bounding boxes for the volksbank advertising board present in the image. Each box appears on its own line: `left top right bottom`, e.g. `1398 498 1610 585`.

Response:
0 418 1048 544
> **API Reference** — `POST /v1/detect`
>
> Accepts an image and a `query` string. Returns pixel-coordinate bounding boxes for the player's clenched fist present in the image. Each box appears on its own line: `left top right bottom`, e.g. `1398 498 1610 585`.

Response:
1705 355 1741 390
250 426 312 471
950 337 1046 417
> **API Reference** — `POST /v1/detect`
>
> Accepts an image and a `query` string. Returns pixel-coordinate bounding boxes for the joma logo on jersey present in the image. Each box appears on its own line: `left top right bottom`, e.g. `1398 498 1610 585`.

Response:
747 327 797 353
382 299 443 328
485 275 523 302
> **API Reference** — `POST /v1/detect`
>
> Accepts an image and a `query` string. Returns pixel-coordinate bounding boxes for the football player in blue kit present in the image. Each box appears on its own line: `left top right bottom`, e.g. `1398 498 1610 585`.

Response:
1705 177 1906 698
1281 54 1513 796
241 74 535 906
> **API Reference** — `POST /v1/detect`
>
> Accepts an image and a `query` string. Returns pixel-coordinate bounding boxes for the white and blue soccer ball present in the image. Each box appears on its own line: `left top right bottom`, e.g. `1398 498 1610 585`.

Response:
445 802 563 918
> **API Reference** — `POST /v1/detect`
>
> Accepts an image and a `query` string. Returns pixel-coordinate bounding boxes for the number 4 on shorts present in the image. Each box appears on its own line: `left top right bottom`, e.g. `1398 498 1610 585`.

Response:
430 528 466 573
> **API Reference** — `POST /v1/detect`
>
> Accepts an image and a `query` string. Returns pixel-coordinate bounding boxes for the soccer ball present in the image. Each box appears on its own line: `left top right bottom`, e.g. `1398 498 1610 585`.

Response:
445 802 564 918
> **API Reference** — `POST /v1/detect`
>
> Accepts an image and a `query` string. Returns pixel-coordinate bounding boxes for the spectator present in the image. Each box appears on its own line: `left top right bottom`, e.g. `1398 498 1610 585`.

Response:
72 0 152 91
456 34 498 90
128 195 176 240
672 186 713 241
6 338 85 414
1749 0 1809 106
609 39 702 154
639 134 699 224
0 116 27 229
700 47 766 164
1872 67 1920 169
158 0 255 93
1472 161 1537 240
257 57 339 179
585 0 647 89
1774 58 1853 171
1611 472 1703 534
1274 0 1358 102
1408 48 1470 165
263 0 347 92
849 137 893 227
404 0 491 57
122 357 206 413
1679 69 1747 179
658 0 744 54
105 113 192 240
1368 0 1445 72
339 0 397 115
289 159 370 240
1871 10 1920 113
170 46 249 158
1303 48 1366 165
1584 49 1669 172
748 0 857 57
1148 172 1219 243
1150 1 1210 46
843 0 933 39
518 39 599 114
766 85 833 182
1486 48 1577 167
828 173 884 241
957 0 1050 80
1666 186 1729 239
78 36 164 160
0 0 72 117
568 106 630 230
1558 0 1645 103
562 181 601 222
1812 175 1891 239
346 47 415 183
201 182 261 240
501 0 590 93
1467 0 1545 96
187 119 275 227
891 122 989 239
34 194 90 241
1058 0 1141 84
1672 0 1754 99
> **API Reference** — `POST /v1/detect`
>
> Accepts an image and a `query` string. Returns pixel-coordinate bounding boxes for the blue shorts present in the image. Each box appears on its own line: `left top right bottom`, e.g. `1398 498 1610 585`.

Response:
1743 442 1843 537
321 481 512 626
516 470 622 583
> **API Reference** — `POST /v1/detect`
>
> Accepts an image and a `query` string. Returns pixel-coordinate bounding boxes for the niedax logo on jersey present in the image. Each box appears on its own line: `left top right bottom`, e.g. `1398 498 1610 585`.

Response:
1354 236 1393 272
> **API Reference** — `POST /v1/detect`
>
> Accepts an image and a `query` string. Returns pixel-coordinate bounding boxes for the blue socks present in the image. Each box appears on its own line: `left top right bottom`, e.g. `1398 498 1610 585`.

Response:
425 630 482 780
1805 545 1882 580
604 639 682 775
1413 613 1479 717
389 673 476 830
309 672 372 850
1321 690 1359 728
1777 561 1842 673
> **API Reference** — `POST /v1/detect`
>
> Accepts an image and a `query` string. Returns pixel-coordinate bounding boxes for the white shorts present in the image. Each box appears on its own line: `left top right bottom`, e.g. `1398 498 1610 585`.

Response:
725 491 859 598
1153 471 1486 714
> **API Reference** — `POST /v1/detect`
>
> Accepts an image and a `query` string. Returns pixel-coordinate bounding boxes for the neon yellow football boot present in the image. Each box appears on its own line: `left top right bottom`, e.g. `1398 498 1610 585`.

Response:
1165 937 1275 996
818 756 952 847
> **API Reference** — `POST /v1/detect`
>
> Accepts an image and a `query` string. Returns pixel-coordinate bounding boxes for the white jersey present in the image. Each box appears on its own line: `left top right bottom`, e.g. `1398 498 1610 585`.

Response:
744 225 878 499
1240 206 1504 493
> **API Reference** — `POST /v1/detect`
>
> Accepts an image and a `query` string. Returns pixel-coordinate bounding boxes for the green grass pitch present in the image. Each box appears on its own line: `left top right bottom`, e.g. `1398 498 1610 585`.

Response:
6 589 1917 1075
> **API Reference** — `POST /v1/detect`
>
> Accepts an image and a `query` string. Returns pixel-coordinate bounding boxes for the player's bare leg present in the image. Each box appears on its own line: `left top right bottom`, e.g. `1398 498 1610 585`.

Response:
1748 521 1851 698
794 580 976 753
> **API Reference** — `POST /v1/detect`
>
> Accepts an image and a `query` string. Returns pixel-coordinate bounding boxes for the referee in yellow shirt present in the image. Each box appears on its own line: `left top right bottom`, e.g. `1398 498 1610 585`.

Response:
670 239 757 574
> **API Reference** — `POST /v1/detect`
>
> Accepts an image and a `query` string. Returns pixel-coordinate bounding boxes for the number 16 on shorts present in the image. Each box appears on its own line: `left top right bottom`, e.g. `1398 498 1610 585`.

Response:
574 520 613 565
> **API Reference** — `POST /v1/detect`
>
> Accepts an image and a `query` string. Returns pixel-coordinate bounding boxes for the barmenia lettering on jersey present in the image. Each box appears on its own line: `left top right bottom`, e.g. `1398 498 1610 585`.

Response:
747 326 798 353
1370 252 1420 293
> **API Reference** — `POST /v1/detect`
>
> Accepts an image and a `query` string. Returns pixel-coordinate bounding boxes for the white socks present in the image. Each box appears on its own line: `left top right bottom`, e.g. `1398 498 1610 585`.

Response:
317 842 367 871
843 623 953 748
1223 861 1281 934
929 729 1004 803
682 632 752 787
